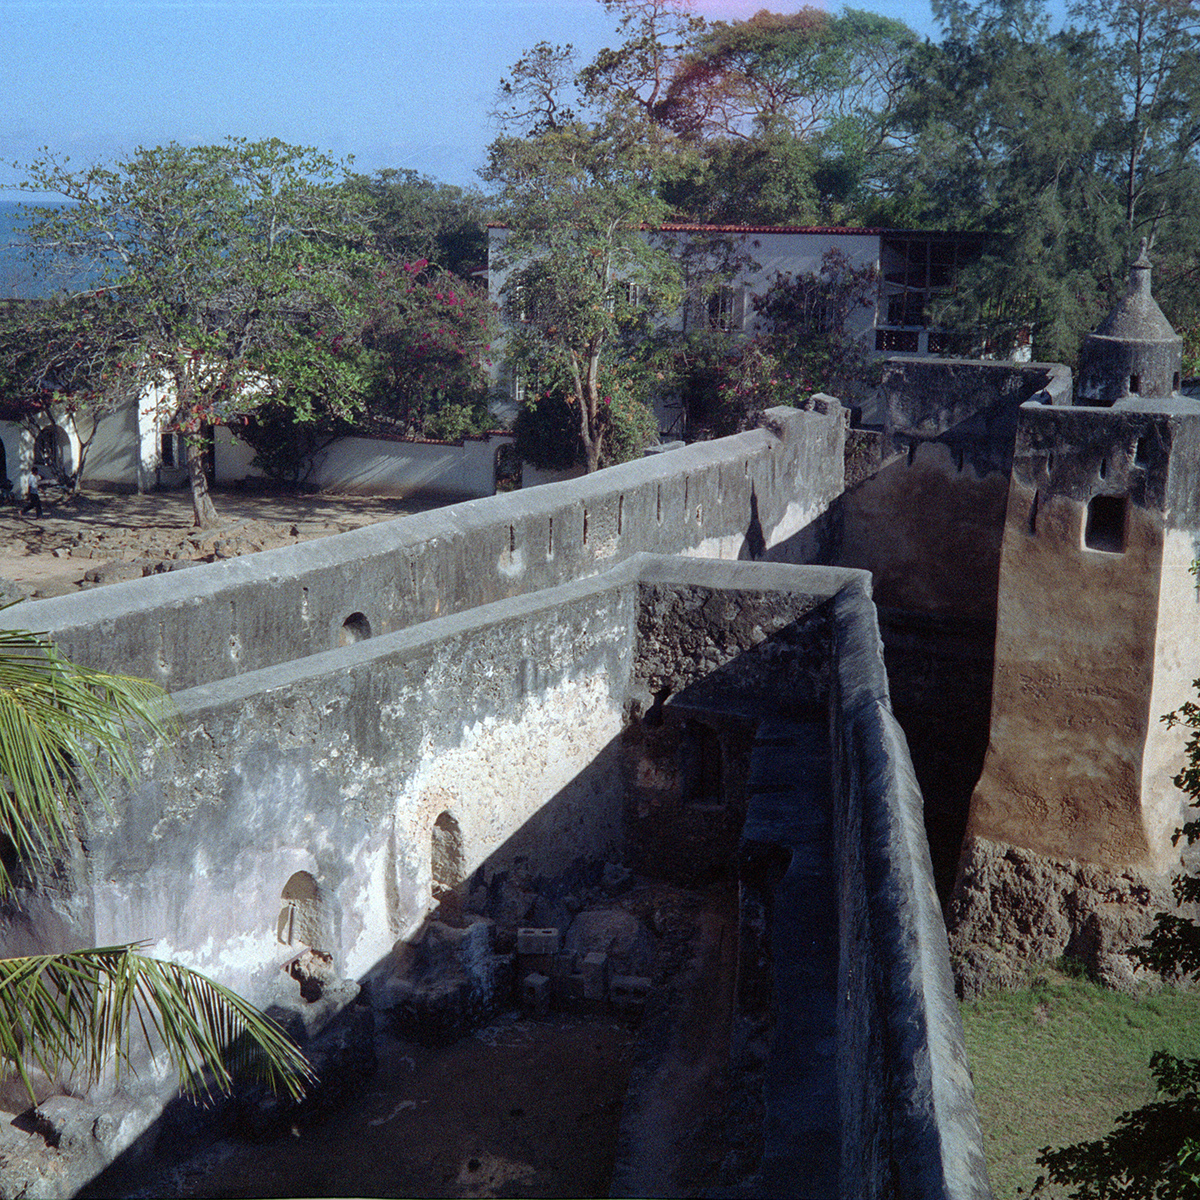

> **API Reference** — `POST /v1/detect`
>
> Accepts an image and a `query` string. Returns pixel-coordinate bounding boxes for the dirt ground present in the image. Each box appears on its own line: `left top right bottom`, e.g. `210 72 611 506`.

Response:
0 485 445 601
88 883 740 1200
167 1015 639 1200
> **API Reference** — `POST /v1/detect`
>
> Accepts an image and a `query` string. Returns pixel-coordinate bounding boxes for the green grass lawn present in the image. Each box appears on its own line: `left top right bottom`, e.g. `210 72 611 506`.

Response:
960 967 1200 1198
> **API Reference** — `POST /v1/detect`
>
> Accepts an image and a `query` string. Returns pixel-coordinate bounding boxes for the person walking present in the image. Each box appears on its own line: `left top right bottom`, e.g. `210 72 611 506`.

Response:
21 467 42 519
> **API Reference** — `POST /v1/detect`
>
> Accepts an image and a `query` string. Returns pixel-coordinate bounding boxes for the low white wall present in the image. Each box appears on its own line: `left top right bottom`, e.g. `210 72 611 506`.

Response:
215 425 514 499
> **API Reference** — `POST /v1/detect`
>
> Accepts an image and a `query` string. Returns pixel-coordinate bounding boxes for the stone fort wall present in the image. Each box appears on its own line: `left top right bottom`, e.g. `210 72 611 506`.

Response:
7 403 845 690
0 400 991 1198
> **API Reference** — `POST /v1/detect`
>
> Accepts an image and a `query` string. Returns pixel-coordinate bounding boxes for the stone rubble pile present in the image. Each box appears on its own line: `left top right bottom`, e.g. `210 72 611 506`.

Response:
380 859 657 1044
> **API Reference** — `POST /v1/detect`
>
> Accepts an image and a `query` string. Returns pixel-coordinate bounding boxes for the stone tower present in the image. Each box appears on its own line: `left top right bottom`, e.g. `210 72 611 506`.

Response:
965 249 1200 871
1077 241 1183 406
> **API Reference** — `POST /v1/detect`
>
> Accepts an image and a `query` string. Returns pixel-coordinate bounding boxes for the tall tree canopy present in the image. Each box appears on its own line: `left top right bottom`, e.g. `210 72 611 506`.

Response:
892 0 1200 362
14 139 380 525
484 113 683 473
346 168 493 279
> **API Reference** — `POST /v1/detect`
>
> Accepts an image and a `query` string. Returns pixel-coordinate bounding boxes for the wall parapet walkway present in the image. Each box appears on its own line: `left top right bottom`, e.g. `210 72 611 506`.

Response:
0 405 844 692
830 580 991 1200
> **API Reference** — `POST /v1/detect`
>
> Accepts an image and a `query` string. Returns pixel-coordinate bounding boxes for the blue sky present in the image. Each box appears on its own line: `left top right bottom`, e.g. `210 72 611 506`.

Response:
1 0 955 200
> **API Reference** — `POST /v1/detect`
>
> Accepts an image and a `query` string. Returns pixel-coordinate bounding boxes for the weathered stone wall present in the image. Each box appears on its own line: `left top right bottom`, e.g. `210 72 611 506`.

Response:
839 358 1069 618
968 403 1200 870
0 404 845 693
69 574 641 1001
831 359 1071 903
830 582 991 1200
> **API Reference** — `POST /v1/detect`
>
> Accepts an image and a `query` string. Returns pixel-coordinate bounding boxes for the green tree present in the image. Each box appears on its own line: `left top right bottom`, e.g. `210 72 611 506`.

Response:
893 0 1125 360
16 139 380 527
234 254 498 485
1032 684 1200 1198
483 100 682 472
0 626 309 1103
657 7 917 220
347 168 492 279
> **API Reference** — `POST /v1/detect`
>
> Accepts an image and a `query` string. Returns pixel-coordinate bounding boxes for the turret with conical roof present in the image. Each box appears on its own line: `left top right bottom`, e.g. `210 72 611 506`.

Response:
1076 240 1183 406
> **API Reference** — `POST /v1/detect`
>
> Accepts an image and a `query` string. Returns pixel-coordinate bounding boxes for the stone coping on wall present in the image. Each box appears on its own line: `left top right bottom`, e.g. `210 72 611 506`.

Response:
30 550 984 1199
0 405 846 692
831 582 992 1200
168 554 871 718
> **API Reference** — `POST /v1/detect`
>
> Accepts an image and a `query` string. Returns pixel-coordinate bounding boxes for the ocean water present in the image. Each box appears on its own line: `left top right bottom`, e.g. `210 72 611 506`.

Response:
0 199 94 298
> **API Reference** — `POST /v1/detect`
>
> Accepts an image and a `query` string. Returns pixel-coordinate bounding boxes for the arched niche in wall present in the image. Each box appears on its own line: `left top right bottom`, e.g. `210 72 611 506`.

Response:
431 811 464 910
340 612 371 645
277 869 331 952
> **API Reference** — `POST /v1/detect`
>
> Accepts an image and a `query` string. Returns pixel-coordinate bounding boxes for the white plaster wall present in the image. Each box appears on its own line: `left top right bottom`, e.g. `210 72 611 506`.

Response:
214 425 513 499
84 672 625 993
385 673 625 953
729 229 880 345
1142 527 1200 866
488 225 882 363
0 420 26 484
81 394 141 490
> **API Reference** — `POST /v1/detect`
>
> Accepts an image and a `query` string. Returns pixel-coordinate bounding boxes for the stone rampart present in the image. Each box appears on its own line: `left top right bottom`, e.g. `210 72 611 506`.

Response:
0 404 845 693
0 405 993 1197
831 582 991 1200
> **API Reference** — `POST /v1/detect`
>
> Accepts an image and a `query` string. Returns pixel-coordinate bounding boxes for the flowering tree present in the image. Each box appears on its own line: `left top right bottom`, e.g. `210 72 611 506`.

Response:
15 139 380 526
361 258 496 441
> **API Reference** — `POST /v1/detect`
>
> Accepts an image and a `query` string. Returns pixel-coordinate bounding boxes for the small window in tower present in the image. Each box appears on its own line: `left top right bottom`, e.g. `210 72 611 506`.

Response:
1135 435 1150 466
1130 374 1141 395
1084 495 1127 553
1028 490 1040 536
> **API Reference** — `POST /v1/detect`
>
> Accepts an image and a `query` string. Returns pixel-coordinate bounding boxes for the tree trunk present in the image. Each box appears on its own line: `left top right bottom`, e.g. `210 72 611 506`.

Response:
580 349 603 474
186 438 219 528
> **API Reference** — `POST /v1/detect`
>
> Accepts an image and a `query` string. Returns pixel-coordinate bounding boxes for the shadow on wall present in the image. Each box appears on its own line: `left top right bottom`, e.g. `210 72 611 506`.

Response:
75 601 988 1200
75 602 840 1197
76 721 738 1199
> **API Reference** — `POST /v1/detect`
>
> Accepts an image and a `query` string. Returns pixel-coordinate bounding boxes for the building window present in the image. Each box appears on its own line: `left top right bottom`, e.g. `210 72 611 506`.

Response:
625 282 649 308
876 329 920 353
876 234 981 353
1084 495 1127 554
707 286 744 333
160 431 176 467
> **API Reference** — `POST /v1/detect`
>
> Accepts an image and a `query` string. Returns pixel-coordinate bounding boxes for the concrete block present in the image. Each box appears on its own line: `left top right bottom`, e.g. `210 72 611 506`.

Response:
582 952 608 1001
522 971 550 1016
517 927 561 955
610 975 651 1008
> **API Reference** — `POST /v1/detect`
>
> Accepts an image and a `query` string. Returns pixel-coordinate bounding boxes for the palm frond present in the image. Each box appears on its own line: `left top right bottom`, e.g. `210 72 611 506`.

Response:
0 945 312 1103
0 626 176 892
